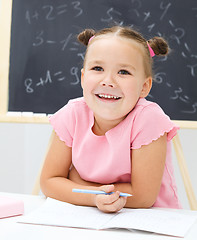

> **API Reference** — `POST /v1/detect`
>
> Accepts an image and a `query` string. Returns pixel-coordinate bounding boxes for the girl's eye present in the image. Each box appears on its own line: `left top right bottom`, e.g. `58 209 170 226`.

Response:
92 66 103 71
118 69 131 75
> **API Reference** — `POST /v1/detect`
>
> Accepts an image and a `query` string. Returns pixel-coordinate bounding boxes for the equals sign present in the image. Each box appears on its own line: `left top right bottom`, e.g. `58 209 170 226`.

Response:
54 71 65 81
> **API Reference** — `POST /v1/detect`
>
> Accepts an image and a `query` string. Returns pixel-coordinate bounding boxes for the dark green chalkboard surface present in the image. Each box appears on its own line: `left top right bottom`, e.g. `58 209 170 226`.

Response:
8 0 197 120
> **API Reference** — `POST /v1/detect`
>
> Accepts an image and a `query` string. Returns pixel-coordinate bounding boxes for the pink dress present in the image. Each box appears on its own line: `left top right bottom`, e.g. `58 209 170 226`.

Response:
49 97 182 209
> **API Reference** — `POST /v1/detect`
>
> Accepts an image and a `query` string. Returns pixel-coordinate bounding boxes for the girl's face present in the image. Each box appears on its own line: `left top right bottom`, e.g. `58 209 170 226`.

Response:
81 37 152 127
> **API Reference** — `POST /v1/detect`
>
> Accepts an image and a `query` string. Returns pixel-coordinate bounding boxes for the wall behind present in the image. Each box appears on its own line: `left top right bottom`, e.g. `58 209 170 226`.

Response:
0 122 52 194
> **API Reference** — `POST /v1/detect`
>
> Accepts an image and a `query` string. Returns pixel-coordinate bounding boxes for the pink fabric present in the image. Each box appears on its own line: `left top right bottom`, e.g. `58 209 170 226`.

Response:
49 97 182 209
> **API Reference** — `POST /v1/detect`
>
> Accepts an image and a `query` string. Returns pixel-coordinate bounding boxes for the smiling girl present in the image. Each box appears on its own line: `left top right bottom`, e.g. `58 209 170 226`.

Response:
40 26 181 213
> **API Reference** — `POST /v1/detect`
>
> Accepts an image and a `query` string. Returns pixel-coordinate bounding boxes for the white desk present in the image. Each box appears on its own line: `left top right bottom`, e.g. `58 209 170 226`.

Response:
0 192 197 240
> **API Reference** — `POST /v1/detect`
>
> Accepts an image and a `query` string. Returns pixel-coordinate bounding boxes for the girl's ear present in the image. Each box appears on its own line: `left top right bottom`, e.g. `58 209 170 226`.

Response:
81 68 84 89
140 77 152 98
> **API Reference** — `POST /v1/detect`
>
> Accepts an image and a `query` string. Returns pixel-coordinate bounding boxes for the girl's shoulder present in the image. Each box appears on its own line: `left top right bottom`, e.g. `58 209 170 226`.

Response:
132 98 169 120
50 97 91 129
133 98 173 127
49 97 89 147
130 98 179 149
55 97 88 115
65 97 87 108
134 98 163 111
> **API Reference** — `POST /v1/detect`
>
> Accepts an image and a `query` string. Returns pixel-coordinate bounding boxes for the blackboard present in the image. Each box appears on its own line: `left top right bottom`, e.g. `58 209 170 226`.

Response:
8 0 197 120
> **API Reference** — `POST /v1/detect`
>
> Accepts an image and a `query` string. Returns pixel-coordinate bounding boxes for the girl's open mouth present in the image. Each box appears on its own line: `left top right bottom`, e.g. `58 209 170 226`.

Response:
95 94 121 101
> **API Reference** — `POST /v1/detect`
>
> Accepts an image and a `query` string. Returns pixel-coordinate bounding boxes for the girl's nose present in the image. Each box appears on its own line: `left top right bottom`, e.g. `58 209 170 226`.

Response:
101 82 115 88
100 75 116 88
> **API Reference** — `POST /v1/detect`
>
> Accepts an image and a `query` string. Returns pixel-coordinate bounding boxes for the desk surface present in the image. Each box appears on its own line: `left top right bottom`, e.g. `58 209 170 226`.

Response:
0 192 197 240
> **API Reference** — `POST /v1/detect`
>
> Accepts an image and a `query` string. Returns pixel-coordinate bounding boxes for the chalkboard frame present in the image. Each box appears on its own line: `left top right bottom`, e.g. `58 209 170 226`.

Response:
0 0 197 128
0 0 49 123
0 0 11 117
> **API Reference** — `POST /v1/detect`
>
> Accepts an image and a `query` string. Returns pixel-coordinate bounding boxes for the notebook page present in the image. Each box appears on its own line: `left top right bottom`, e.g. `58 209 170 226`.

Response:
19 197 116 229
102 208 197 237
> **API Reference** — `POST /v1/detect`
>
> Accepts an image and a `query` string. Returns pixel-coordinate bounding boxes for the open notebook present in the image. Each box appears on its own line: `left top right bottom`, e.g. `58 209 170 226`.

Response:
18 197 197 237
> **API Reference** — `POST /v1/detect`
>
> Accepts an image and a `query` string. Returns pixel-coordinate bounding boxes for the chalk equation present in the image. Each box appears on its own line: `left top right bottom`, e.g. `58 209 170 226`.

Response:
25 2 83 24
24 68 81 93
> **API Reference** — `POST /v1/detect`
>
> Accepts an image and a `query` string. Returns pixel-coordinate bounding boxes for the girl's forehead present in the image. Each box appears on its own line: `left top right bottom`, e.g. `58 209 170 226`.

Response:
86 36 145 60
90 35 142 48
83 36 145 72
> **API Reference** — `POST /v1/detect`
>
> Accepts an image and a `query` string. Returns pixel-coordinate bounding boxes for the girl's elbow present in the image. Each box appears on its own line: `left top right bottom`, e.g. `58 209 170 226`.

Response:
126 194 156 208
40 174 50 196
138 193 157 208
139 199 155 208
39 177 46 195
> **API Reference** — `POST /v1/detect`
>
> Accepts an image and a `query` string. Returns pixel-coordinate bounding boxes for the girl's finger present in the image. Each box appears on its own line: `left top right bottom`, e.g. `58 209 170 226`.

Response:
99 196 127 213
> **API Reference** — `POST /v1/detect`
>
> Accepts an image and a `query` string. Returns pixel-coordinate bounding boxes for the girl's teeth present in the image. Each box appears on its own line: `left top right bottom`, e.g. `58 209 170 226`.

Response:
98 94 119 99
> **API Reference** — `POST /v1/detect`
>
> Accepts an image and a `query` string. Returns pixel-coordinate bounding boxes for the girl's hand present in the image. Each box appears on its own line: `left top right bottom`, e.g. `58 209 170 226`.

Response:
94 185 127 213
69 168 127 212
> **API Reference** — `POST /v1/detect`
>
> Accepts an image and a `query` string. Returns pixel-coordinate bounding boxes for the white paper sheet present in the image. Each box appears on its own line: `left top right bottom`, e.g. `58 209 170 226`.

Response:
18 198 197 237
19 198 117 229
103 208 197 237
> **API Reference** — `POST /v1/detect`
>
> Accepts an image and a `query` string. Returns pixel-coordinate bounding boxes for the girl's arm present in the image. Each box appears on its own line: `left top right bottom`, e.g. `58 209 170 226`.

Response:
40 131 98 206
116 133 167 208
69 133 167 209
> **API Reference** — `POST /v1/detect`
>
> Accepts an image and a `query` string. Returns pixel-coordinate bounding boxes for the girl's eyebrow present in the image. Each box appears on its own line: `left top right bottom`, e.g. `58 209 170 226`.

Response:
88 60 104 65
119 64 136 71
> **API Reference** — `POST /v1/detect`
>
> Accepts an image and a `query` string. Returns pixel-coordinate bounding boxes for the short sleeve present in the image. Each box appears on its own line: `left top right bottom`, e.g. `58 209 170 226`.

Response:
131 103 179 149
49 102 75 147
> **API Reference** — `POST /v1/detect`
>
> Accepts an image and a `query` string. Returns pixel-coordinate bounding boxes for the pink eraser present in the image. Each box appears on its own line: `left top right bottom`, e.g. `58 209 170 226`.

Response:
0 196 24 218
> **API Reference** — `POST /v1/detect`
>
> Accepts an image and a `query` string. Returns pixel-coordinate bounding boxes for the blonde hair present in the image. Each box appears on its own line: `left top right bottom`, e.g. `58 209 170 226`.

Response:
77 26 169 77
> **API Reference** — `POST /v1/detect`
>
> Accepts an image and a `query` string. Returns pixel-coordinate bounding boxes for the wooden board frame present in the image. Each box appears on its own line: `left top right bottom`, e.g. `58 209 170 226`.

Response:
0 0 12 116
0 0 49 124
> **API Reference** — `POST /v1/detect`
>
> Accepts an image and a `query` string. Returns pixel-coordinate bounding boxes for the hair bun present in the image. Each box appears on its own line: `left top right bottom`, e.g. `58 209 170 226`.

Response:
77 29 96 46
148 37 169 56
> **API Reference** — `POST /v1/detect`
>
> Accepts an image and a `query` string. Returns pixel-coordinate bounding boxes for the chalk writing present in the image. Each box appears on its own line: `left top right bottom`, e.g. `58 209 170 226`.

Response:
129 0 141 17
143 12 151 22
70 67 80 85
160 2 171 21
170 87 190 103
25 2 83 24
182 103 197 114
32 32 76 51
24 68 81 93
24 79 34 93
187 64 197 77
72 1 83 17
60 34 73 51
101 7 123 25
154 72 166 84
33 31 44 47
36 70 52 87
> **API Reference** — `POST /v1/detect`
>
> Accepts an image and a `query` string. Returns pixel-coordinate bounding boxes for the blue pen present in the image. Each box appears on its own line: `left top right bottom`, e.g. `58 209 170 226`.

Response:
72 189 132 197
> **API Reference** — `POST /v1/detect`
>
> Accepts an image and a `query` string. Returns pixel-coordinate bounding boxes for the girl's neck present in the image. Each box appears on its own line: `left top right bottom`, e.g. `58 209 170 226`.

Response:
92 115 125 136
